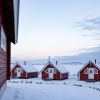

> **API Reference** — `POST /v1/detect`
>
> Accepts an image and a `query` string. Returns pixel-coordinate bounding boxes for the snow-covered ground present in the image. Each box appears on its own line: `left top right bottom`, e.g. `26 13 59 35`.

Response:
1 76 100 100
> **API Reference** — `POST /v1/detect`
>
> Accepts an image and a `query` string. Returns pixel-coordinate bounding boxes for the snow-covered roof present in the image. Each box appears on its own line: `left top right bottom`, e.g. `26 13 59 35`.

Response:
41 61 69 73
78 60 100 74
11 62 38 73
53 63 69 73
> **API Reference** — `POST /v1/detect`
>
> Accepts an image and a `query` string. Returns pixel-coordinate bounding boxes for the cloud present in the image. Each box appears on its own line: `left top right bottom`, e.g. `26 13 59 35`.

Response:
82 34 95 37
77 16 100 31
76 16 100 39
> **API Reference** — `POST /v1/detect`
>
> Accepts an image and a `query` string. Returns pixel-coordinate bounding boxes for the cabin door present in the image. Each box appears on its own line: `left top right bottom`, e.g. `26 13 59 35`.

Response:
88 68 94 79
48 68 54 79
16 68 21 77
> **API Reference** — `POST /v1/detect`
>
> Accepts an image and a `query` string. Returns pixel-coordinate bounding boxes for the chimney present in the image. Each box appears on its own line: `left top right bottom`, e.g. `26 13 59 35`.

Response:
56 61 58 65
24 61 26 65
94 59 96 64
48 56 51 63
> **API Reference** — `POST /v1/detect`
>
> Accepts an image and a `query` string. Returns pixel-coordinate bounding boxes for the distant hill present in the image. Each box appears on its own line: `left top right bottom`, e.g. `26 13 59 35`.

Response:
54 46 100 64
11 46 100 64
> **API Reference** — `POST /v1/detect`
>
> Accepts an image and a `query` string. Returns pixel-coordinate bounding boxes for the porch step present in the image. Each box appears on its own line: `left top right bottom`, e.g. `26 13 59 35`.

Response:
44 78 54 81
86 79 96 82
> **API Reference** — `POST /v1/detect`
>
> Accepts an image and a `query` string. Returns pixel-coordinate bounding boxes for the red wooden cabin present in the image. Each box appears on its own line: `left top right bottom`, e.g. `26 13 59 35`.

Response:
41 61 69 80
11 62 38 79
78 60 100 81
0 0 20 99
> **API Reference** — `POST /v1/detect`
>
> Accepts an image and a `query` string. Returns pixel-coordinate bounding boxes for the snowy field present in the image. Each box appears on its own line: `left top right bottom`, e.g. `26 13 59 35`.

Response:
2 77 100 100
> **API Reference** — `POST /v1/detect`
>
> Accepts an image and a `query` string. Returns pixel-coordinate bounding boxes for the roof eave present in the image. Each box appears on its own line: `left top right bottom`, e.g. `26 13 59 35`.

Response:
12 0 20 44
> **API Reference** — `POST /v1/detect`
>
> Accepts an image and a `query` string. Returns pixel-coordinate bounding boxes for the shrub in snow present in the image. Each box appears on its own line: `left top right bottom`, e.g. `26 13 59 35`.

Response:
63 82 66 85
73 84 82 87
8 80 11 83
29 81 32 83
97 88 100 91
36 82 42 84
25 81 29 84
21 80 23 83
93 87 96 89
12 81 19 83
89 86 92 88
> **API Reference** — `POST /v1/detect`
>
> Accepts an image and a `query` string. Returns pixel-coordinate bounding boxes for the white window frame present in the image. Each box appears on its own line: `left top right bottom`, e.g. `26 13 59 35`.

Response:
16 68 22 73
84 68 88 74
21 68 23 73
94 68 98 74
54 69 57 74
1 25 6 51
45 69 48 73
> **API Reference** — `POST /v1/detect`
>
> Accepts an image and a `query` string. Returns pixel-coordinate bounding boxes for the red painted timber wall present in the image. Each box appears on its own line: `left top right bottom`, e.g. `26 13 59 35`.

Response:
11 65 27 78
61 73 68 80
79 63 100 81
42 64 68 80
27 72 38 78
11 65 38 79
0 1 7 89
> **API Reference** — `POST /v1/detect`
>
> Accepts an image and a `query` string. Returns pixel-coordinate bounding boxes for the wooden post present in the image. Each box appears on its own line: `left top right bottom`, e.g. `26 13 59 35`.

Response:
7 33 11 80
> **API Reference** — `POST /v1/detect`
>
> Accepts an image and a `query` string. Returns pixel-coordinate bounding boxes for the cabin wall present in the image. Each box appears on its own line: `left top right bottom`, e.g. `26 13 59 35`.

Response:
53 71 61 80
94 70 100 81
80 70 100 81
42 71 48 79
80 71 88 80
54 72 68 80
27 72 38 78
42 64 54 79
79 63 100 81
0 0 7 91
21 71 27 78
11 65 27 78
0 1 9 99
11 65 19 78
61 73 68 80
42 64 68 80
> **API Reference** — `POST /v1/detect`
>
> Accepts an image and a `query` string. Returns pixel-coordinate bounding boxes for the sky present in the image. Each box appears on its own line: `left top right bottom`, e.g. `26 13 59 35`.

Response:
11 0 100 60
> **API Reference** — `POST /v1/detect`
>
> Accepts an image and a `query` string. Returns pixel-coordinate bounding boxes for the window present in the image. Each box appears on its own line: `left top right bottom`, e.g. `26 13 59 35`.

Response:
94 68 98 74
90 70 92 73
54 69 57 74
46 69 48 73
1 25 6 51
50 70 52 73
18 69 21 72
84 68 88 74
21 69 23 73
16 68 22 73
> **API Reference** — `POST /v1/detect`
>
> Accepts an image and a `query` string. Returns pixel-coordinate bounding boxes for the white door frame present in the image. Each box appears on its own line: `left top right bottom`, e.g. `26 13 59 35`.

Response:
48 68 54 79
16 68 21 77
88 68 94 79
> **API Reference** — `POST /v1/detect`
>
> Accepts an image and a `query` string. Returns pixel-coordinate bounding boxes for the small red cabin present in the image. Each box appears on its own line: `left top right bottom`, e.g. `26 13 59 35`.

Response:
11 62 38 79
41 61 69 80
78 60 100 81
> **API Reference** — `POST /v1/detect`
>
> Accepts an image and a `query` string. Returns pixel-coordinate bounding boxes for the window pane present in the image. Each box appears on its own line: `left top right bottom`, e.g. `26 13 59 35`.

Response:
50 70 52 73
94 69 98 74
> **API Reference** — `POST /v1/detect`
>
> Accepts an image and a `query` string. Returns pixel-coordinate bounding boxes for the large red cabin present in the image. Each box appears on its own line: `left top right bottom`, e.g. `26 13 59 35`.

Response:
78 60 100 81
11 62 38 79
0 0 20 99
41 61 69 80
